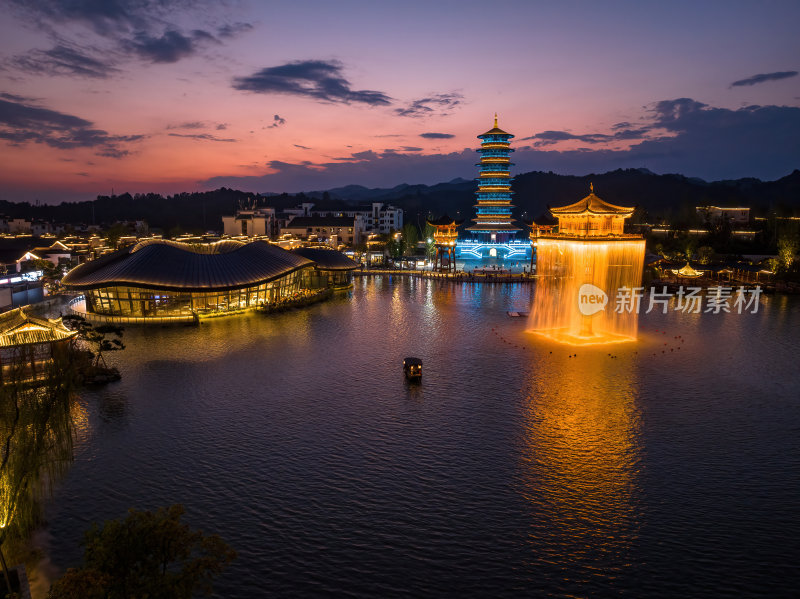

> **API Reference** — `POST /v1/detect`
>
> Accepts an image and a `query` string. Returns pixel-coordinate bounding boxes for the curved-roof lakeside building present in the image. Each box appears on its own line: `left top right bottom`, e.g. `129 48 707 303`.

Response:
62 240 353 321
290 247 360 290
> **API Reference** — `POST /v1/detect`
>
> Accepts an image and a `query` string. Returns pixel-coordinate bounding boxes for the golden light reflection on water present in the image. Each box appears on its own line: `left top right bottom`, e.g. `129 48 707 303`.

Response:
519 346 641 576
69 397 92 448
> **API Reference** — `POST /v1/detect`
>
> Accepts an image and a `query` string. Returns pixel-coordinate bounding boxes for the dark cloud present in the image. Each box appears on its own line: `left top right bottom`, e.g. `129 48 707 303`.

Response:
201 98 800 190
402 146 423 152
350 150 380 160
0 92 34 103
395 93 463 117
124 29 217 64
10 43 117 78
420 132 455 139
730 71 798 87
216 123 228 130
232 60 392 106
522 130 611 147
7 1 239 72
217 22 253 38
294 144 311 150
166 121 205 130
96 147 131 158
521 126 653 147
7 0 210 37
0 95 143 156
7 0 153 36
612 128 651 140
267 114 286 128
167 132 236 142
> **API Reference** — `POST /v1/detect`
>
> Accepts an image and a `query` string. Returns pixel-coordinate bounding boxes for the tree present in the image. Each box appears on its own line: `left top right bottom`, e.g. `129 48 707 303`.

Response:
1 354 76 592
134 221 150 238
47 505 236 599
23 258 62 281
401 223 419 256
696 246 714 265
385 230 402 260
62 315 125 369
684 238 697 260
104 222 129 247
423 223 436 260
776 223 799 271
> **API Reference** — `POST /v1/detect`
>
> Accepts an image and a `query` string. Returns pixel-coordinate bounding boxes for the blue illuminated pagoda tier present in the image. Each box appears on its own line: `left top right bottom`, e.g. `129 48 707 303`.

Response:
464 115 521 243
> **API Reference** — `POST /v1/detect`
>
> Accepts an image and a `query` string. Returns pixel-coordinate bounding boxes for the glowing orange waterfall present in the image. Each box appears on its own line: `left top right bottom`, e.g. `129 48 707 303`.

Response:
528 185 646 345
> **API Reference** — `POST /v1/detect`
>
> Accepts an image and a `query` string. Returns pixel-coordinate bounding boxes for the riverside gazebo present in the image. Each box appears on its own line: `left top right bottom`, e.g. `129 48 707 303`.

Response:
427 214 462 272
0 308 77 384
672 262 704 278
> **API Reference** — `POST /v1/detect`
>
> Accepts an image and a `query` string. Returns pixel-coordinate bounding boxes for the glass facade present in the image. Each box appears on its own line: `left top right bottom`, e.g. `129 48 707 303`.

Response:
302 269 352 290
84 270 305 317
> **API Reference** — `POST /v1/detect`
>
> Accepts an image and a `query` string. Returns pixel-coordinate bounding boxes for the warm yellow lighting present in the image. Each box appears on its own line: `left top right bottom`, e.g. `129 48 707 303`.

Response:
529 239 645 345
672 262 703 278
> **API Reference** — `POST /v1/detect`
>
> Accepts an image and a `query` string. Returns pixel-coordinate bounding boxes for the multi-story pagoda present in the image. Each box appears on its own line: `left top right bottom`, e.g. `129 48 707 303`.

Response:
465 115 521 243
427 214 462 272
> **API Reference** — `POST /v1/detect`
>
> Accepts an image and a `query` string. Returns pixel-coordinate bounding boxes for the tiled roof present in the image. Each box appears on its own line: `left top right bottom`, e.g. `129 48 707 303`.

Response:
0 308 77 347
550 192 635 216
427 214 464 227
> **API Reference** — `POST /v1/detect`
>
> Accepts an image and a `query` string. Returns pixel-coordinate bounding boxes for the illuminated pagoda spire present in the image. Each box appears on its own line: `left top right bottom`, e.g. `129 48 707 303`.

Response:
465 114 521 242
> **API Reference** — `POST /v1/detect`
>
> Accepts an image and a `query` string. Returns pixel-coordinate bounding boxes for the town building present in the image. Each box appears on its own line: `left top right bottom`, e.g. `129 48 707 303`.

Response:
221 201 402 242
62 239 357 323
280 216 362 246
221 208 277 238
696 206 750 225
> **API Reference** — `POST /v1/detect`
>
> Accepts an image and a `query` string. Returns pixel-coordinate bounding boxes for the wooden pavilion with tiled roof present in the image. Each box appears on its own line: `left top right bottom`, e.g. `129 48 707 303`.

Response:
0 307 77 384
549 183 636 237
427 214 463 272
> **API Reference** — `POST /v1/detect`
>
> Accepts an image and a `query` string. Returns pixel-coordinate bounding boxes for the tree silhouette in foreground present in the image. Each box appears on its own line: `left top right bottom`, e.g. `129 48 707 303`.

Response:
62 315 125 370
1 352 76 595
48 505 236 599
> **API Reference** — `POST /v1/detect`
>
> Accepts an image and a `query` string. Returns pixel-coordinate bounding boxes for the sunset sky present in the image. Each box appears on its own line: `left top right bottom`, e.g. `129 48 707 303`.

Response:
1 0 799 203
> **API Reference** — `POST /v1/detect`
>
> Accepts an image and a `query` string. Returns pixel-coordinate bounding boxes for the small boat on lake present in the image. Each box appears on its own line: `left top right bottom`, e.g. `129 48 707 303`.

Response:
403 357 422 381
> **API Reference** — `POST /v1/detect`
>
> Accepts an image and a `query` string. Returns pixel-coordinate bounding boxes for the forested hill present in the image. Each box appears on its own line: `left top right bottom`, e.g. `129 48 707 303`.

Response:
1 168 798 232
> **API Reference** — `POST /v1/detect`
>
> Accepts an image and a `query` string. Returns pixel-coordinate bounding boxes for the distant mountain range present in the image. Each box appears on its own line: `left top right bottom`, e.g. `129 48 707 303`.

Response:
1 168 798 232
299 168 800 225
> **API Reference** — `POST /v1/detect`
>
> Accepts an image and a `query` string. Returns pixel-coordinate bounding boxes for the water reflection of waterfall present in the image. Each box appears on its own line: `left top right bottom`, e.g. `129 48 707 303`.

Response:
0 360 76 583
518 351 642 594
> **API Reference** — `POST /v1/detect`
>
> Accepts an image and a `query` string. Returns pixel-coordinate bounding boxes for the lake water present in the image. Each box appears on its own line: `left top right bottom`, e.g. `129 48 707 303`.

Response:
42 276 800 597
